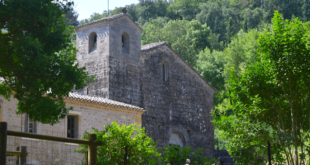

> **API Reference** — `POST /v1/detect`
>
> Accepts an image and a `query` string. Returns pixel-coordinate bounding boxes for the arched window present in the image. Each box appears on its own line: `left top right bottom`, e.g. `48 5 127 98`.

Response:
163 61 169 82
89 32 97 53
122 32 129 53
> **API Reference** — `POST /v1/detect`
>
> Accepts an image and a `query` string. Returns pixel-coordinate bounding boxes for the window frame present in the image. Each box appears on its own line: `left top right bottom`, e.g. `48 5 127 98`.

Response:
24 114 37 134
163 61 169 82
121 32 130 54
89 32 97 53
67 115 79 139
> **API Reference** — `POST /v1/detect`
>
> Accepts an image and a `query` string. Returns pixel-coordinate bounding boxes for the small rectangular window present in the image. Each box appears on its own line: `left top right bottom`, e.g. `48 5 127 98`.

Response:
163 62 169 82
67 115 78 138
24 114 37 133
163 64 165 81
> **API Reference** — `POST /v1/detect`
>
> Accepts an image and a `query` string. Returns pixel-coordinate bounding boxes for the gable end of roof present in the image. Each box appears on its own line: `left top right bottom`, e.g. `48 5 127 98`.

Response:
141 42 218 92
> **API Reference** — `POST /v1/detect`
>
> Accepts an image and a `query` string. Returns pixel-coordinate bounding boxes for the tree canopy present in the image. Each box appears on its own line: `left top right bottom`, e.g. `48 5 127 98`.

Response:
213 11 310 164
0 0 94 125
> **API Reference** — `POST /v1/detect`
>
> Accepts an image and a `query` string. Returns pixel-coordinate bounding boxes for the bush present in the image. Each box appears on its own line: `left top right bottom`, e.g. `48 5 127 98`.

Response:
76 122 218 165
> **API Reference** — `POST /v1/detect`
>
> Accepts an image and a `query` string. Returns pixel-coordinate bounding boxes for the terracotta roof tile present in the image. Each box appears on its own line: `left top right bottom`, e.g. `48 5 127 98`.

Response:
67 92 145 111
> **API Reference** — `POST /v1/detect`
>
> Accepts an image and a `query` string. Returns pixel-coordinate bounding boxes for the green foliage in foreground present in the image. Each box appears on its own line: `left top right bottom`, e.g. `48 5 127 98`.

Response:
76 121 217 165
212 11 310 164
76 121 160 165
0 0 94 125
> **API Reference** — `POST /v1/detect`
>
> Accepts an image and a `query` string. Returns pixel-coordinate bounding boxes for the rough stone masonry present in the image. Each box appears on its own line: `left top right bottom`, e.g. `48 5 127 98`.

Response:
74 12 217 157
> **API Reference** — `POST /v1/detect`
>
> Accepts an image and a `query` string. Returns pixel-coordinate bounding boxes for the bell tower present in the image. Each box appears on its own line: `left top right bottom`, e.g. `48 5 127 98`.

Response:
74 12 142 98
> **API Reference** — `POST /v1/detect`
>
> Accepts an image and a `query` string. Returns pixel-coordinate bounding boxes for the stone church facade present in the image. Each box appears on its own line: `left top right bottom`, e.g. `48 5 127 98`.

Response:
1 11 217 164
74 12 217 157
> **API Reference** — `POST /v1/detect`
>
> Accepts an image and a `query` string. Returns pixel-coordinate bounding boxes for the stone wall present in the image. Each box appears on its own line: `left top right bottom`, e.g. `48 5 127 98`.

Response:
108 44 216 157
74 14 216 158
75 24 110 97
1 96 143 164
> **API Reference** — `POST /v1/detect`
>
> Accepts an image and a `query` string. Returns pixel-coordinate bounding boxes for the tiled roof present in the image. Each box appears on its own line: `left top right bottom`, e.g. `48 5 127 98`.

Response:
75 13 142 32
141 42 218 92
67 92 145 111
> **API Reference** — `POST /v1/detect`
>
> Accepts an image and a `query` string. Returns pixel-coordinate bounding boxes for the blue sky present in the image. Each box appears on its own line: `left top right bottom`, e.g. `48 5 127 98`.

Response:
73 0 140 21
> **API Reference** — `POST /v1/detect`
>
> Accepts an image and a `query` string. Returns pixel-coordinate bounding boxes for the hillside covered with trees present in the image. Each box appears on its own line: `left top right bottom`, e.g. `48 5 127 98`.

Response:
66 0 310 164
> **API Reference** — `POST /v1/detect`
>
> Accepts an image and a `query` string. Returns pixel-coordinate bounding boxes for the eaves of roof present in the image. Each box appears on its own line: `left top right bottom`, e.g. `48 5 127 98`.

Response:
66 92 145 112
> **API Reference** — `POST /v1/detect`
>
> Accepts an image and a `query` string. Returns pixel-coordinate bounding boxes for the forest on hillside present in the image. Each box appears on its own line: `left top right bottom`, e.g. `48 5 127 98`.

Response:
65 0 310 164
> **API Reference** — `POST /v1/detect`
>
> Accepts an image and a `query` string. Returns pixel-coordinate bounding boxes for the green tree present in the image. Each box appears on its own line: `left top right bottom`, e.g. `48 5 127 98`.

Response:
0 0 94 124
247 8 265 29
195 48 225 92
167 0 206 21
223 29 261 82
136 0 169 26
76 121 161 165
196 2 227 42
64 7 79 27
225 17 233 42
213 11 310 164
142 19 213 67
243 13 248 32
302 0 310 22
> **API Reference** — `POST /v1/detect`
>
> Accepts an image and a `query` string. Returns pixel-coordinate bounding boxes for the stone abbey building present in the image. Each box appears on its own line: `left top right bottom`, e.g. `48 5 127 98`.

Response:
74 11 217 157
1 11 217 164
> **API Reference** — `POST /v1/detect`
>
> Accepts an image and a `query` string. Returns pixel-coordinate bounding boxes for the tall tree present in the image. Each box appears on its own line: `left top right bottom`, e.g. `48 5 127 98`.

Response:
64 7 79 27
302 0 310 22
195 48 225 91
243 13 248 32
214 11 310 164
0 0 94 124
167 0 206 20
226 17 233 42
142 19 213 67
196 2 235 43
